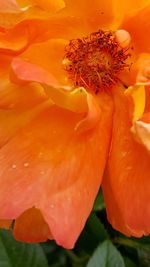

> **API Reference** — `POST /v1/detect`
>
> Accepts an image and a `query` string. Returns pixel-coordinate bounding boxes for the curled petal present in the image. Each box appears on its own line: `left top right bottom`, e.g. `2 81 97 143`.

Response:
131 113 150 152
125 85 145 123
20 39 68 84
10 57 60 87
75 93 101 134
10 57 89 113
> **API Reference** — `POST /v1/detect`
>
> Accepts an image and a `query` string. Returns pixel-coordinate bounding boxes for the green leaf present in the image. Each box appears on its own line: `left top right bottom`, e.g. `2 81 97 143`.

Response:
123 257 137 267
138 247 150 267
93 191 105 211
0 230 48 267
86 240 125 267
77 213 108 254
86 213 108 242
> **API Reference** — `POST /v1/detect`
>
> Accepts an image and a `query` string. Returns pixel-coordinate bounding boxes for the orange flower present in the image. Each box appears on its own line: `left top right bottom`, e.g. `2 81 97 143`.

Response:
0 0 150 248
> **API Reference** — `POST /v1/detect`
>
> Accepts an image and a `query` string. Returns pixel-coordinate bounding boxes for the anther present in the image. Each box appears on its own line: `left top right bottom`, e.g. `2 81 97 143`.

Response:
63 29 131 94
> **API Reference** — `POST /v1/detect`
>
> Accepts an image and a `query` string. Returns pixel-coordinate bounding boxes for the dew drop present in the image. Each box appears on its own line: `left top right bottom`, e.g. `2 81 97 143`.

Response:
12 164 16 169
23 162 29 167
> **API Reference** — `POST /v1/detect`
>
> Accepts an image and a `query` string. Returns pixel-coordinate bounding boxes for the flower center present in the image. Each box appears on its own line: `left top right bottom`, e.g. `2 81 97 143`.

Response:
63 30 131 94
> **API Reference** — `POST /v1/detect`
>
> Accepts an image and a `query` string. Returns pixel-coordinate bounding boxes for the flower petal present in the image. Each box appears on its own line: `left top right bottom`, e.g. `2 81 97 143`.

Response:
121 4 150 53
0 1 62 29
131 113 150 152
20 38 68 84
102 87 150 237
0 79 47 110
113 0 150 27
0 26 29 55
0 94 113 248
0 100 52 148
130 53 150 86
0 0 20 12
31 0 65 12
125 85 145 123
14 207 52 242
10 57 60 87
75 94 101 134
63 0 114 32
10 57 89 114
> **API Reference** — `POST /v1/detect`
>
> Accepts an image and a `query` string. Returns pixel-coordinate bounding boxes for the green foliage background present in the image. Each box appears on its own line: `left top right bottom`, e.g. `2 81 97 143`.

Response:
0 191 150 267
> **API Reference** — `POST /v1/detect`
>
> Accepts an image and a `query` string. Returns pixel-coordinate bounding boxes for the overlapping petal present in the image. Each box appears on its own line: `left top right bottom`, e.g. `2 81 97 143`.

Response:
121 4 150 53
114 0 150 27
102 88 150 237
14 207 52 242
0 92 113 248
31 0 65 12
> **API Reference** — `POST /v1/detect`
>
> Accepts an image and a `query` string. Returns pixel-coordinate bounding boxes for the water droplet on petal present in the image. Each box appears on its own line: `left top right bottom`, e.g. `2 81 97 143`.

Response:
23 162 29 167
12 164 17 169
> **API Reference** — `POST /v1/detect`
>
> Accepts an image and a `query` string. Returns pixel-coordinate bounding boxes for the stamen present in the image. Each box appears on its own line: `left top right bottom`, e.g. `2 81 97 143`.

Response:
63 29 131 94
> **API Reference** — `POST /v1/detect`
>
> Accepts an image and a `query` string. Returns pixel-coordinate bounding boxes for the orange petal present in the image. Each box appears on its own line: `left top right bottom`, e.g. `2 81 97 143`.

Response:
113 0 150 27
0 94 113 248
0 54 12 77
31 0 65 12
0 0 20 12
16 0 31 8
0 4 28 29
63 0 114 33
124 85 145 123
0 25 29 55
0 78 47 110
121 4 150 53
0 2 55 29
20 39 68 84
75 93 101 134
145 86 150 112
102 87 150 237
0 8 81 43
14 207 52 242
0 99 52 148
10 57 60 87
10 57 89 114
131 113 150 152
130 53 150 86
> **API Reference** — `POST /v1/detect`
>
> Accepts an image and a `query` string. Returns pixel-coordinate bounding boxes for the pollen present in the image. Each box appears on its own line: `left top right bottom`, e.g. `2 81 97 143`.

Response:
63 30 131 94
